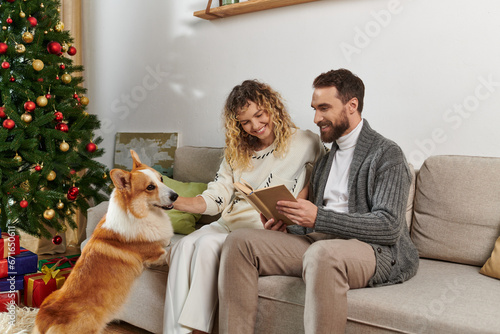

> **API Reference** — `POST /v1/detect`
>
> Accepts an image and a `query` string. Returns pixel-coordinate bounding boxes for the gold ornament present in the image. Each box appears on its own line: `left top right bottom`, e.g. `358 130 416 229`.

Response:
15 44 26 54
19 11 26 18
22 32 34 43
2 27 6 31
40 3 44 8
21 113 32 123
43 208 55 220
20 180 30 191
80 96 89 106
65 209 71 216
59 141 69 152
46 170 56 181
61 42 69 52
36 95 48 107
14 153 22 163
33 59 44 71
61 73 72 84
55 21 64 32
103 173 108 179
56 201 64 210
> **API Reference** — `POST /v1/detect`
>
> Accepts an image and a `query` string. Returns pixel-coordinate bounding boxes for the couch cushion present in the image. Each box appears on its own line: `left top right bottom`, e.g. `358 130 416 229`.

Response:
257 260 500 334
173 146 223 183
162 176 208 234
411 155 500 266
405 164 416 228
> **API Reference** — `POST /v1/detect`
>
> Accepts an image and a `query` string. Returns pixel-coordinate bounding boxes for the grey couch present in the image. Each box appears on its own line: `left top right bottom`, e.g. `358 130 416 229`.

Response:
84 147 500 333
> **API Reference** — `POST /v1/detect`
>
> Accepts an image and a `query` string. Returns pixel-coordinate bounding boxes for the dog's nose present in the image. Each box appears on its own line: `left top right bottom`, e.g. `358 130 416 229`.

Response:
170 192 178 202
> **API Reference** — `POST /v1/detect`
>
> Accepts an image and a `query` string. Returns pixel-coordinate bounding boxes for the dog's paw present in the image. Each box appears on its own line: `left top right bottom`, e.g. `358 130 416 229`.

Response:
144 249 168 268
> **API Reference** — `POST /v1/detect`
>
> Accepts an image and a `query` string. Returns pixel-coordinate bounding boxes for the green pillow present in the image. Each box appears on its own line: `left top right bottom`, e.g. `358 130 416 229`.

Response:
162 176 208 235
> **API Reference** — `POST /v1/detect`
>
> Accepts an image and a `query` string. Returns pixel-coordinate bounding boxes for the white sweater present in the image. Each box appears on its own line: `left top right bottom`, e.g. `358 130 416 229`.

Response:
200 129 324 231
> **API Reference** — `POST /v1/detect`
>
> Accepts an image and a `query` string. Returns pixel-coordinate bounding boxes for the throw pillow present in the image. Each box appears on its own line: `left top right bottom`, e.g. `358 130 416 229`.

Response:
162 176 207 235
480 236 500 279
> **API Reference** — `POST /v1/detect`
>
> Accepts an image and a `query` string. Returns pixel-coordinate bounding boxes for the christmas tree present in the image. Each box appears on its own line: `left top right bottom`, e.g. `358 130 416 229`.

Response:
0 0 111 240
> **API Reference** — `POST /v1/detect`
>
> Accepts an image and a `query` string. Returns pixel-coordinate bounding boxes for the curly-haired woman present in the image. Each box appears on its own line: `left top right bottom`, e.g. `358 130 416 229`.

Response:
163 80 324 334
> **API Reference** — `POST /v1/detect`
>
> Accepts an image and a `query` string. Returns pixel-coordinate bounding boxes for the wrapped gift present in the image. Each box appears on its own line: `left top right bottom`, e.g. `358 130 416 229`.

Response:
0 290 20 312
38 254 80 271
0 232 20 259
0 248 38 279
0 275 24 292
24 266 72 308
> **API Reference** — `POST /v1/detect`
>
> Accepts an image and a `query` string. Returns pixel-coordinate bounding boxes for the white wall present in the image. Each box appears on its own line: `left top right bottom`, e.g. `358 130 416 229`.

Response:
83 0 500 169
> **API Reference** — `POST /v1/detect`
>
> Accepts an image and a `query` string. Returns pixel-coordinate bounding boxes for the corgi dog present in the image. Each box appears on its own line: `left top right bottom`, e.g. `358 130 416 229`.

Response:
33 150 178 334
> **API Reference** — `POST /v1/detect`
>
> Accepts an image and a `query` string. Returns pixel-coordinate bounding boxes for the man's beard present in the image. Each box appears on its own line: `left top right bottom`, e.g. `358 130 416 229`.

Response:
318 108 350 143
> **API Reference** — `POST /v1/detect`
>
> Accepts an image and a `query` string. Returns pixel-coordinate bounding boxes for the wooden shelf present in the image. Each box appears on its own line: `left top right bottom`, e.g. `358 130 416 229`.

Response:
194 0 319 20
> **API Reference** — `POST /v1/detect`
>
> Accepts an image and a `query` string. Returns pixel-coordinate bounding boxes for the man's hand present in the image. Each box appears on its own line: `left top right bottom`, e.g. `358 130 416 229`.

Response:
276 199 317 229
261 214 287 233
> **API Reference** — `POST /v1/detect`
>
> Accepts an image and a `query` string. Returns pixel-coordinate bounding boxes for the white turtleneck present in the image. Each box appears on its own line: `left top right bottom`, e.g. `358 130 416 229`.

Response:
323 119 364 212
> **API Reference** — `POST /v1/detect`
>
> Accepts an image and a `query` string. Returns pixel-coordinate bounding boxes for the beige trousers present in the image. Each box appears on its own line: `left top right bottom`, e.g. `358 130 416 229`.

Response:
218 229 376 334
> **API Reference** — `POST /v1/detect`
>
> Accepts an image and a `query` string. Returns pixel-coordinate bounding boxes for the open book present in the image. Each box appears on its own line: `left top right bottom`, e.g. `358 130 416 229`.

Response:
233 179 297 225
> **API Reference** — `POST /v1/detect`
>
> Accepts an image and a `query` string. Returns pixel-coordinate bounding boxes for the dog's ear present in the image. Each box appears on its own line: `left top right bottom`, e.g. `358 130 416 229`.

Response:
110 169 131 191
130 150 142 170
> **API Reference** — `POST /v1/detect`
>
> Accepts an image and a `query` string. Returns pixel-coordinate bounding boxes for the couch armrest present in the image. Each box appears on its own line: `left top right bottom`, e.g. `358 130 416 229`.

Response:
86 201 109 239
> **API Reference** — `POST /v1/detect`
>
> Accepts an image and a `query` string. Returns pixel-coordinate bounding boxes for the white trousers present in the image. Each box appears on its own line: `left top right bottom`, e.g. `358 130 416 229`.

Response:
163 222 229 334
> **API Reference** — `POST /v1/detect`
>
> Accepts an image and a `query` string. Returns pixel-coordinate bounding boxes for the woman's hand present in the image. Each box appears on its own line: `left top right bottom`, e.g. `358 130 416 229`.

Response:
261 214 287 233
173 196 207 214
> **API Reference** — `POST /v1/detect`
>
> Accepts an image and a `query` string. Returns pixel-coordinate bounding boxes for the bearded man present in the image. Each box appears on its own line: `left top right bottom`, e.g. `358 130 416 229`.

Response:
218 69 419 334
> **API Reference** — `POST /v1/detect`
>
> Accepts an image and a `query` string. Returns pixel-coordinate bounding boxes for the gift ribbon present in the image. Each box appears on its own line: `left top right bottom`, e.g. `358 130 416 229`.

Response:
41 263 62 285
41 255 78 269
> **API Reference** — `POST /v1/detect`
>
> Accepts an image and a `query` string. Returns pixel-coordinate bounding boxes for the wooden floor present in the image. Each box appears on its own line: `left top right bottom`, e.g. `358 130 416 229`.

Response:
38 247 154 334
104 321 153 334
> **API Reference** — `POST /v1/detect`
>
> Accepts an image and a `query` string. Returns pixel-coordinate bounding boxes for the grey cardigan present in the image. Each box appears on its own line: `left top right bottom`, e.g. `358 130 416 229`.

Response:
290 120 419 286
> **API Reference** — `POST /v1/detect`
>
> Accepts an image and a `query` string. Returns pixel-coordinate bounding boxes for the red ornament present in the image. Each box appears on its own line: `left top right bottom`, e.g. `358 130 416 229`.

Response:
27 16 38 27
35 165 42 171
3 119 15 129
7 0 15 2
54 111 64 122
86 142 97 153
55 122 69 132
6 18 13 24
0 107 5 118
59 64 65 70
73 93 79 99
55 75 59 80
52 235 63 245
24 101 36 112
67 46 77 56
1 61 9 69
9 76 15 82
47 41 62 54
67 186 79 201
0 43 8 54
70 169 76 175
20 200 28 208
46 94 52 99
37 78 44 82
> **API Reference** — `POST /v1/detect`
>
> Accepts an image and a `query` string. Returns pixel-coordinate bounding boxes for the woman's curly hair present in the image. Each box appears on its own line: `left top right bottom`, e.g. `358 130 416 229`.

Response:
223 80 296 171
